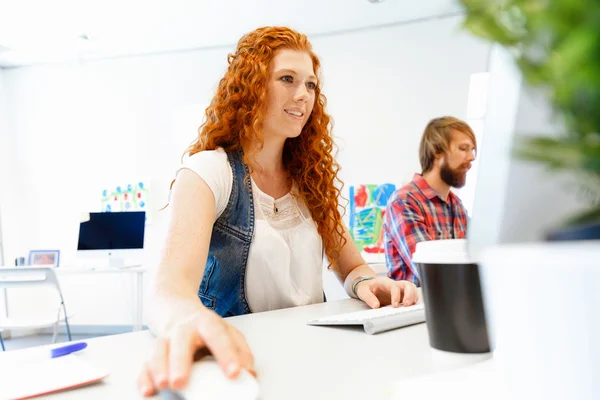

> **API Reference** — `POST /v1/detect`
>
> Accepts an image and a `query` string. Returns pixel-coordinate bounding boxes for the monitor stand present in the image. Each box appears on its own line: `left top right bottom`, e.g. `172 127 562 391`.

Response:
108 255 126 268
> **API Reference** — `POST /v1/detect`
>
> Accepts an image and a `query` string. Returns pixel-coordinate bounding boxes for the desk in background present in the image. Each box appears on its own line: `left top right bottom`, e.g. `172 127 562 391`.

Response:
0 298 492 400
1 266 147 332
57 266 146 331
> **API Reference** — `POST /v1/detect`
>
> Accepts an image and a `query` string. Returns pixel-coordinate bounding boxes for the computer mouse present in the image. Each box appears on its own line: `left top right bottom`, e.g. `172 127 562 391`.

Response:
158 390 186 400
170 359 259 400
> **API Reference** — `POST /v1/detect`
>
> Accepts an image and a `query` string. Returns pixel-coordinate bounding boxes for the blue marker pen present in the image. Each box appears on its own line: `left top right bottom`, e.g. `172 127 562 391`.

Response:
50 342 88 358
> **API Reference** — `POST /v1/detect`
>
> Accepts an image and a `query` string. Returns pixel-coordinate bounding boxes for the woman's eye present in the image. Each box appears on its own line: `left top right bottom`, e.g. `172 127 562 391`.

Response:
281 76 293 83
306 82 317 90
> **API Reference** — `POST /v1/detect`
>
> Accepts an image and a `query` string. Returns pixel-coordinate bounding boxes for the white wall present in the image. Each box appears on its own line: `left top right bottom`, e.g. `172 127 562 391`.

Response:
0 68 8 267
316 18 490 187
1 16 490 326
0 68 10 320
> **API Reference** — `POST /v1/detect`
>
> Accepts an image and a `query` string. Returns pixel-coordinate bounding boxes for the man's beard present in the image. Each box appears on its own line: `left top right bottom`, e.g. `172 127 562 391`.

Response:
440 163 468 188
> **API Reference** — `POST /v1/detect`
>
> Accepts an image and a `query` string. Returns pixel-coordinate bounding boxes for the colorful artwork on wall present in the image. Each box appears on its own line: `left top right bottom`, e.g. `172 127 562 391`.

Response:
100 182 150 221
348 183 396 255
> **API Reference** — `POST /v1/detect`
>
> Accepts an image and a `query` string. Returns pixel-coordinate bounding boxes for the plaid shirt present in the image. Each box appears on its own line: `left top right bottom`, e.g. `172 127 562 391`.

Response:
383 174 469 286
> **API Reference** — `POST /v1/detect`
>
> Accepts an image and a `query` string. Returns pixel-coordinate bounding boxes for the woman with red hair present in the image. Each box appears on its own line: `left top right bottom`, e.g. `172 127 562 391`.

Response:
138 26 418 396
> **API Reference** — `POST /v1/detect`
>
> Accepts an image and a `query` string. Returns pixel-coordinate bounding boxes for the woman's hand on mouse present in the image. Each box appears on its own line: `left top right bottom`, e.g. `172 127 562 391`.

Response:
137 308 256 396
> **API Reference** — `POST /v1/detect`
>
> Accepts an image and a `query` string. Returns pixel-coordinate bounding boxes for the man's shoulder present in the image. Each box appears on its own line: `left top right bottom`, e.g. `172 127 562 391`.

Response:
391 180 424 203
385 182 425 217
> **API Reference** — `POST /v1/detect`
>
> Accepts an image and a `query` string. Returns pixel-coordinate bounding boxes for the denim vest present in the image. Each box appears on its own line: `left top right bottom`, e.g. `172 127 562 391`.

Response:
197 149 254 317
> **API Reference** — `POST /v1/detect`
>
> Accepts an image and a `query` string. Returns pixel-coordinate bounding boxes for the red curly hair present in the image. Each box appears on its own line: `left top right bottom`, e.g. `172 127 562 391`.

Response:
182 26 346 268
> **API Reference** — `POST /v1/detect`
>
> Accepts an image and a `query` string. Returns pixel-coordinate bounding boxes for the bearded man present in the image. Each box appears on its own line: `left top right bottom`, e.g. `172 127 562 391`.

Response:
383 116 477 285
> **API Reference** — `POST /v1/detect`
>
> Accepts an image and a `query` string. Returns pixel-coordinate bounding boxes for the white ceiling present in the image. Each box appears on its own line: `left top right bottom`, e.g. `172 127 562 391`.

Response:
0 0 463 68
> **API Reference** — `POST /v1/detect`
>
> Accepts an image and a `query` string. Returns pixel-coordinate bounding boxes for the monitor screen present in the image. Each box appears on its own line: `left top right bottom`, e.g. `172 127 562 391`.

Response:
77 211 145 250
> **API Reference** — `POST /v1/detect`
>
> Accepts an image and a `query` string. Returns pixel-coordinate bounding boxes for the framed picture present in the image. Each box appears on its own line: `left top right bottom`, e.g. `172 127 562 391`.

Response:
28 250 61 267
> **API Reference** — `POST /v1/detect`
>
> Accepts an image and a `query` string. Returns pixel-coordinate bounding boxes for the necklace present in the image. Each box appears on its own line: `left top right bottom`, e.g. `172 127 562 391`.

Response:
253 171 290 215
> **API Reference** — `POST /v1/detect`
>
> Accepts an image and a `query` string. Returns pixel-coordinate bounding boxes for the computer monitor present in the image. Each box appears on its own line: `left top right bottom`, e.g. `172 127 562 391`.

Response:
466 46 593 351
77 211 146 268
467 45 589 258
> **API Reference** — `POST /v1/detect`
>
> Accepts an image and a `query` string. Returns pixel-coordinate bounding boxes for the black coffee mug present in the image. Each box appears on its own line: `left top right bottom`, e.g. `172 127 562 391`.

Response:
413 239 490 354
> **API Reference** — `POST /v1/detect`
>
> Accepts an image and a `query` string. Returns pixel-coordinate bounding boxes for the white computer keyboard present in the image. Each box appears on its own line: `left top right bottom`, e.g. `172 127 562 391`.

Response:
307 302 426 335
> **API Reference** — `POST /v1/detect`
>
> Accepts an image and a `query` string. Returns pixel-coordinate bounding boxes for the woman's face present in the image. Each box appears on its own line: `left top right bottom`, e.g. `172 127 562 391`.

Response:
262 49 317 141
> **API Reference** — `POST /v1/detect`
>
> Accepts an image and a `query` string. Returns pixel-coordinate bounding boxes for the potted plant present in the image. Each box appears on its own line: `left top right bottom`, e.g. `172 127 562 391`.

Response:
460 0 600 240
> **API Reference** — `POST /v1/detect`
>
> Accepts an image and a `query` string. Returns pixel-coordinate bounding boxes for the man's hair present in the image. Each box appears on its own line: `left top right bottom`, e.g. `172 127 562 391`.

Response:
418 116 477 173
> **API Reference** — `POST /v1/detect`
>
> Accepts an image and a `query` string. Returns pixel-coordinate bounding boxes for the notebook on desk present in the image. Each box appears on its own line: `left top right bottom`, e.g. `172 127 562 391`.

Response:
0 353 109 399
0 347 258 400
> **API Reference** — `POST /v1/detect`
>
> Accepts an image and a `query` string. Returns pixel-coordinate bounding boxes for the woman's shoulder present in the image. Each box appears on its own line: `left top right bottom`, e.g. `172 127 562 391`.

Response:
179 148 233 217
180 147 232 185
184 147 228 166
182 147 231 171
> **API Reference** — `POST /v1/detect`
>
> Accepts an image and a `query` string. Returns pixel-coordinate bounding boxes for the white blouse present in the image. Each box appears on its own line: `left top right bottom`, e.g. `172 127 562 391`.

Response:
179 148 324 313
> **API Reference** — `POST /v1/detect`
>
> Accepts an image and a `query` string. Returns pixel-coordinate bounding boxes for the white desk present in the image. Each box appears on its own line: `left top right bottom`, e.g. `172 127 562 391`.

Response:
0 298 493 399
1 266 146 332
56 266 146 331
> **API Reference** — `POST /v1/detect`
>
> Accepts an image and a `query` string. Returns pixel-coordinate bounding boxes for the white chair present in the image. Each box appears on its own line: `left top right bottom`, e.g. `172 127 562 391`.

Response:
0 267 72 351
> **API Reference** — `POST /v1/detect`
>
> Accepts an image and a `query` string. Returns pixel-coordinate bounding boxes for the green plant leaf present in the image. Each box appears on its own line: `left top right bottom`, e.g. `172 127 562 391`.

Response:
566 205 600 226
